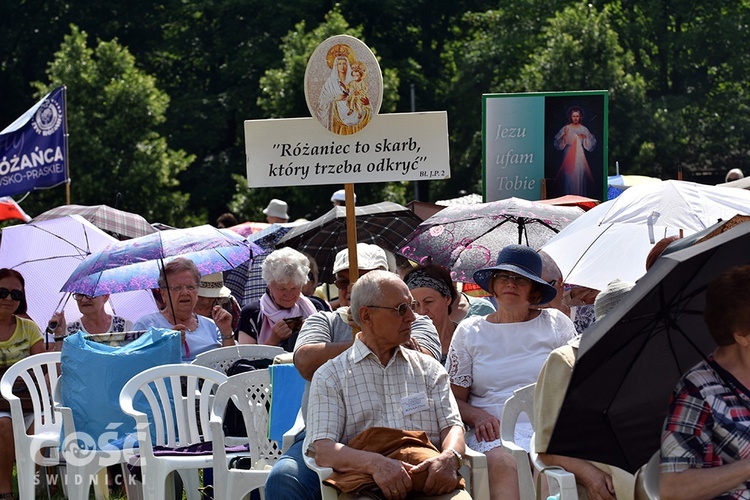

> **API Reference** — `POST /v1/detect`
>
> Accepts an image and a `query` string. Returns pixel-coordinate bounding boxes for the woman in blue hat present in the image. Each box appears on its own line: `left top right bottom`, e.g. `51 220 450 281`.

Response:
446 244 577 500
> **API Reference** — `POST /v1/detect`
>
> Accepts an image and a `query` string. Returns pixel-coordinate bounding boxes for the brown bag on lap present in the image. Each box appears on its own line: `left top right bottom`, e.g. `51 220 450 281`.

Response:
322 427 465 495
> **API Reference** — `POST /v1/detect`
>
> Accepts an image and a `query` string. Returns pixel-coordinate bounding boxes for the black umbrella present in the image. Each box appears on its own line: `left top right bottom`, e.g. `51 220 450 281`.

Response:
277 202 422 284
547 222 750 473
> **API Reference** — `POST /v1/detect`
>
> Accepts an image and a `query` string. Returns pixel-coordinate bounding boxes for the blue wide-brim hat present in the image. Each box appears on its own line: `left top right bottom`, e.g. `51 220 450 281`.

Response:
473 244 557 305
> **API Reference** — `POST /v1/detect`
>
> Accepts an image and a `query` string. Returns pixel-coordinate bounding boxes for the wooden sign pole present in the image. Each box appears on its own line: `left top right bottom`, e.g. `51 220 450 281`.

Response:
345 183 359 284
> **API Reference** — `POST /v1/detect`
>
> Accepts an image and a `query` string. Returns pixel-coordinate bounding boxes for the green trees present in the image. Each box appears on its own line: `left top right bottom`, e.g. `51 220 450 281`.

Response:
1 0 748 224
29 26 198 225
510 3 648 175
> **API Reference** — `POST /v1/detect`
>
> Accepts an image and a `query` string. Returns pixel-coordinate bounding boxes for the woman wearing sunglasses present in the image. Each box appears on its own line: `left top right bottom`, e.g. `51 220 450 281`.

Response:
446 245 577 500
0 268 44 500
47 293 133 348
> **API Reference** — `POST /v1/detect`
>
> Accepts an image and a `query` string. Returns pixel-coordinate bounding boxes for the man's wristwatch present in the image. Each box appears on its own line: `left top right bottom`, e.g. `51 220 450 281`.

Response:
446 447 463 469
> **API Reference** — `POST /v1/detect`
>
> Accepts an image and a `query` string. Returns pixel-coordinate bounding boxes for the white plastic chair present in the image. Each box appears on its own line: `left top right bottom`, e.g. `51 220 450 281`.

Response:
191 345 286 373
54 377 141 500
0 351 63 500
500 383 577 500
281 408 305 453
210 369 285 499
119 363 228 499
530 436 578 499
640 450 660 499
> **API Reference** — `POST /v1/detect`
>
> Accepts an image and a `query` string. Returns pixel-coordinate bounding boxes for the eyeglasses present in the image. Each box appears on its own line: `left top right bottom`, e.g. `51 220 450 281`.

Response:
168 284 198 293
492 272 532 287
73 293 94 301
0 288 24 301
366 301 418 317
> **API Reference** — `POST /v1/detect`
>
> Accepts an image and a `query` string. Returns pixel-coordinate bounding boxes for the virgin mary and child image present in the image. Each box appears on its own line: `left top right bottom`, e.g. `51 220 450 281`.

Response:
316 43 373 135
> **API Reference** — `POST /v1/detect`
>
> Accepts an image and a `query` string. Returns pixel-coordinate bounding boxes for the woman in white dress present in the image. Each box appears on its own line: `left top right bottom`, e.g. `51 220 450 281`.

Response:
447 245 576 500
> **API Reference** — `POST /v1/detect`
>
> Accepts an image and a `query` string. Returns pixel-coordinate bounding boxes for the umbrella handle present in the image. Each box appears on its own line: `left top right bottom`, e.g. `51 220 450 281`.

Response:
45 293 73 350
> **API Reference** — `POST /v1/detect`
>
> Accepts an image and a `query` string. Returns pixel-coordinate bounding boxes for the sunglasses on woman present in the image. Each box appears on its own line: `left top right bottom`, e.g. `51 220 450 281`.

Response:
0 288 24 301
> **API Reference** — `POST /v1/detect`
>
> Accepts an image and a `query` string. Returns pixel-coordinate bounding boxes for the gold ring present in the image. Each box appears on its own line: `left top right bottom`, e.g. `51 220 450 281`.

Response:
391 489 398 495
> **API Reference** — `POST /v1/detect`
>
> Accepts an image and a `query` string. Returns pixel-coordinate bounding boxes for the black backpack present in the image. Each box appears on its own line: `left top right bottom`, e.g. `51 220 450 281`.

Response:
222 357 274 437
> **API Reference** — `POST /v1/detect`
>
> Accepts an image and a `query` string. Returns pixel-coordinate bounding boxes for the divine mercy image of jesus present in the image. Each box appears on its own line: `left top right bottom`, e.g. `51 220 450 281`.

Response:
552 105 597 196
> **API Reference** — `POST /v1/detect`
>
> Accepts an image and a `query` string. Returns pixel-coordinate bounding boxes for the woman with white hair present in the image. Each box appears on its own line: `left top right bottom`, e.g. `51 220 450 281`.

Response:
236 247 317 351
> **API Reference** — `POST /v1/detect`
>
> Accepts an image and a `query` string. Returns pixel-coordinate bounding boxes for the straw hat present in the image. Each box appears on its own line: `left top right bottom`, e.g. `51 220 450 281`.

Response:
198 272 231 298
262 199 289 220
593 279 635 320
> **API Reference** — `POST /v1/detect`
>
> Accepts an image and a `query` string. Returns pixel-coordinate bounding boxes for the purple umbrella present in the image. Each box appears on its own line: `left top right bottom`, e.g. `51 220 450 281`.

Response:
399 197 583 283
61 225 262 296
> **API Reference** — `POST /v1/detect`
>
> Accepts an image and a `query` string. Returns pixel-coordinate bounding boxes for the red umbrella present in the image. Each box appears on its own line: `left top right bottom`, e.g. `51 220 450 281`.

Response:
537 195 599 212
0 197 31 222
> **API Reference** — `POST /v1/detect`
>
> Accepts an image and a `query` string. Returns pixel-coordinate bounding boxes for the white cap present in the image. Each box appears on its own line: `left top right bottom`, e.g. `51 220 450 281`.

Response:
263 199 289 220
331 189 355 203
332 243 388 274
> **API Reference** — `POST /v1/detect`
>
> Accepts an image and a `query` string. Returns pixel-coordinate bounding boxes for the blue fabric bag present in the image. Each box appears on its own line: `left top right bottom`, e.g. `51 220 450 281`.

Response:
60 327 181 450
268 363 306 443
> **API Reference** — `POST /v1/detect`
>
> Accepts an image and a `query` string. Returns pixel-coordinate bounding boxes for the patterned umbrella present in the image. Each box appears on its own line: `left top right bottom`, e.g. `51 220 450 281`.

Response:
0 215 157 326
227 221 270 238
277 202 422 284
399 197 583 284
62 225 261 296
33 204 156 240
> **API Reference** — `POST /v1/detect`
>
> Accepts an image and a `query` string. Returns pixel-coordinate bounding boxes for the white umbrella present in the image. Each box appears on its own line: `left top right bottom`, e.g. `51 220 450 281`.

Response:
542 180 750 290
599 179 750 231
0 215 157 327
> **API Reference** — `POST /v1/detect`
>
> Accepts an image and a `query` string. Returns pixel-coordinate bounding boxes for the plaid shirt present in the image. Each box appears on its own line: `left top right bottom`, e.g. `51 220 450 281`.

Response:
661 356 750 499
304 337 462 455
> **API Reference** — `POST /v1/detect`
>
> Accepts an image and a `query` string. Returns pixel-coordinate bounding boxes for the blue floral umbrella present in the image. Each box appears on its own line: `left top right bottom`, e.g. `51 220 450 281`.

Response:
62 225 262 296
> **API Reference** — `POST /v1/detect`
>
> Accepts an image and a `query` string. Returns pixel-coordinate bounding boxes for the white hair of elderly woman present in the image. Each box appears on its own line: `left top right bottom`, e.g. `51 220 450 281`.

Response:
261 247 311 287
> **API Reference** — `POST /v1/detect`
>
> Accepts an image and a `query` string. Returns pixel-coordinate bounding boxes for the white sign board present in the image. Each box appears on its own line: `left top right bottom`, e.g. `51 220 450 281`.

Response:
244 111 450 188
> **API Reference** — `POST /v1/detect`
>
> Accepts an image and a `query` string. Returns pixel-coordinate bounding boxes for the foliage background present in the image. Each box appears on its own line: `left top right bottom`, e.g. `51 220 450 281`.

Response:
1 0 748 226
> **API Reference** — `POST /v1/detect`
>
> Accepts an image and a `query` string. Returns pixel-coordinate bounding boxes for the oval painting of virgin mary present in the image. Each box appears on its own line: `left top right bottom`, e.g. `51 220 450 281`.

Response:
304 34 383 136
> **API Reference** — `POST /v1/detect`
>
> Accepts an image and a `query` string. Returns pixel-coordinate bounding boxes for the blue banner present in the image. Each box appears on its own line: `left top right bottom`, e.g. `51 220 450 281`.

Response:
0 87 68 197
